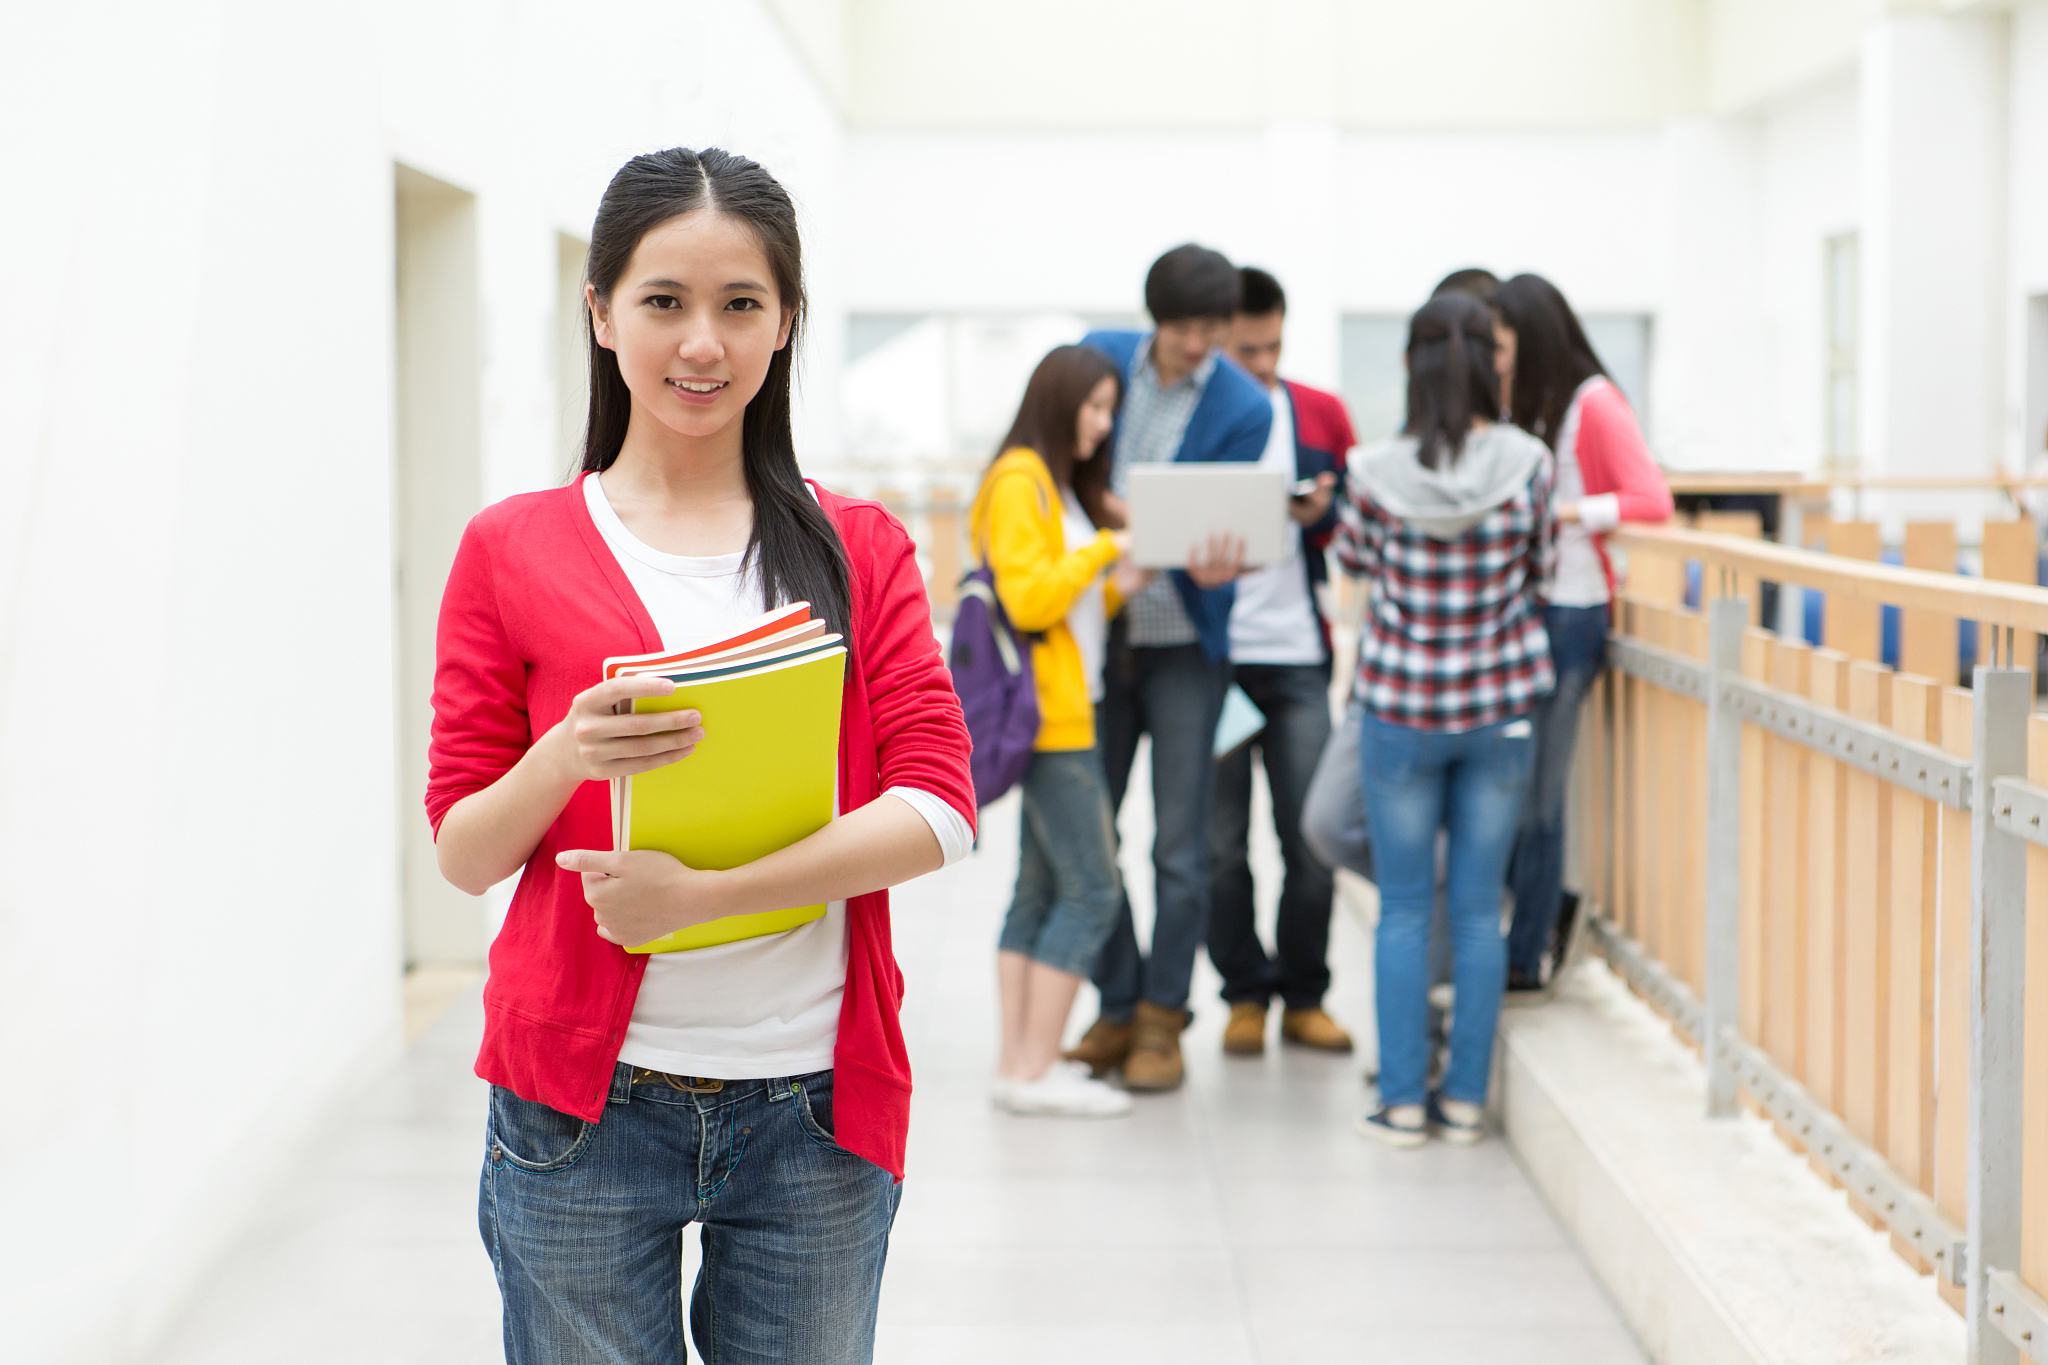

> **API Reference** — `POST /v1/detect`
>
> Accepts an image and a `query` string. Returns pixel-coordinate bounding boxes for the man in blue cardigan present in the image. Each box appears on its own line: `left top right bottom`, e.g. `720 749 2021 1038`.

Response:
1063 244 1272 1092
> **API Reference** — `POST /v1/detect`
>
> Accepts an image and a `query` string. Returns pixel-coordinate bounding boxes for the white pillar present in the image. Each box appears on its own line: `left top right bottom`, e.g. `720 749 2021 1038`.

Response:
1859 12 2008 484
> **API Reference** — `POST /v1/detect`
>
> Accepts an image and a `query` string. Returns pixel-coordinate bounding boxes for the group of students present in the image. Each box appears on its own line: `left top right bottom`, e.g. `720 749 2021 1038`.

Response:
972 251 1673 1142
425 144 1671 1363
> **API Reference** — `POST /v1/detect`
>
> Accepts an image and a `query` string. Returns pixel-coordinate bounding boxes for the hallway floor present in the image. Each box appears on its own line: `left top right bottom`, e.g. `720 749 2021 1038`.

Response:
147 756 1646 1364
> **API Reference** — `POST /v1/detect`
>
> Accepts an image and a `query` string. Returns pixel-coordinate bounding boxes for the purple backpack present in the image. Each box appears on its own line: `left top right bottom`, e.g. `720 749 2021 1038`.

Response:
949 565 1039 806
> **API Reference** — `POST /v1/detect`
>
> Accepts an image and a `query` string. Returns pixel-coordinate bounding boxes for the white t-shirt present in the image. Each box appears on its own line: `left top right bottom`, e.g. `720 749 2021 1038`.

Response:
581 473 971 1078
1548 376 1624 608
1061 489 1109 703
1227 385 1327 665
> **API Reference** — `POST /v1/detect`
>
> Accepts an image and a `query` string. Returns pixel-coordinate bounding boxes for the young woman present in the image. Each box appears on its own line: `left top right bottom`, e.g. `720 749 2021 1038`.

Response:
1488 274 1673 992
1335 291 1555 1148
426 147 974 1364
972 344 1144 1118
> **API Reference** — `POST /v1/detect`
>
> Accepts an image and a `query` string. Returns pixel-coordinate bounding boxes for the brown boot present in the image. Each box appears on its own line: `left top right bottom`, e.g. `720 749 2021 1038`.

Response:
1222 1001 1267 1056
1122 1001 1191 1091
1281 1006 1354 1053
1062 1017 1134 1078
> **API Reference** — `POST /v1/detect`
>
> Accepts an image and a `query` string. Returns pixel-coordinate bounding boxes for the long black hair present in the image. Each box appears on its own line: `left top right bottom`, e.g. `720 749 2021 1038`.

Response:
990 344 1122 529
578 147 851 637
1488 272 1608 450
1402 292 1501 471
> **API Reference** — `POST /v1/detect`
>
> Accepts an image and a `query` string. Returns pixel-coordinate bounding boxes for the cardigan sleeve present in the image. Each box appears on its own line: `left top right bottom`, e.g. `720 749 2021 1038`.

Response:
425 520 532 836
1574 383 1673 525
852 508 977 835
983 470 1119 634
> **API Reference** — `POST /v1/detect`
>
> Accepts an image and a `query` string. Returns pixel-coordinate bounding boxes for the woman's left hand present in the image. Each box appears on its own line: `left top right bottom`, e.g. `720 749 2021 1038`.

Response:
555 847 720 947
1556 499 1583 524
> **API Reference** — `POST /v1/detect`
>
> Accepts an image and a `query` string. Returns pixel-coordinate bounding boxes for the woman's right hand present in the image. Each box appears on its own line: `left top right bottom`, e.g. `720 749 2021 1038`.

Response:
546 674 706 783
1108 529 1154 597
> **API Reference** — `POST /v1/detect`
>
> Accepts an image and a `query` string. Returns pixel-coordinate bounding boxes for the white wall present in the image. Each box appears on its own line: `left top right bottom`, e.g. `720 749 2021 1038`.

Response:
0 4 840 1361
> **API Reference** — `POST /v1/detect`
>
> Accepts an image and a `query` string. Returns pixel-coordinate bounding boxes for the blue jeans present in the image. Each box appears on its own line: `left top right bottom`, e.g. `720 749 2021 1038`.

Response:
481 1065 900 1364
1360 711 1537 1107
1001 747 1122 978
1209 662 1337 1009
1507 604 1610 976
1094 617 1229 1018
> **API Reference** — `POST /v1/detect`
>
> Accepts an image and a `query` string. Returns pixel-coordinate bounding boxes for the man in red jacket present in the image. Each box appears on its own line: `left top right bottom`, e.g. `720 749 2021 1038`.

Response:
1208 267 1359 1057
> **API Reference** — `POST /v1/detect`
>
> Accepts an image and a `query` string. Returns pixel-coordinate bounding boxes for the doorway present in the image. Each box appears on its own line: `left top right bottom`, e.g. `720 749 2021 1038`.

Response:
393 164 483 979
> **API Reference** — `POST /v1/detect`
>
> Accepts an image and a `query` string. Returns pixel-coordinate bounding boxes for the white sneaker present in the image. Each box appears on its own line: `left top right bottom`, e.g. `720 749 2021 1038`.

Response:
1002 1060 1134 1118
989 1075 1015 1110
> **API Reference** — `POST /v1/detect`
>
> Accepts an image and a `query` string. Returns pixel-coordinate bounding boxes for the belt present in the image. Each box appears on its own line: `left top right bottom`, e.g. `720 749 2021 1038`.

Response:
631 1067 724 1094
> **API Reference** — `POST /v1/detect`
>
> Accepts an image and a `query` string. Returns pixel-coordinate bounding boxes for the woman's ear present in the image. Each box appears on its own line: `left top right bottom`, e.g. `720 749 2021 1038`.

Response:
587 283 615 351
775 304 795 352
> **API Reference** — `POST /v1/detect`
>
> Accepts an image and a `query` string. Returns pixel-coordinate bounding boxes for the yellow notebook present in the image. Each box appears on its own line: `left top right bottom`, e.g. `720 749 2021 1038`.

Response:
613 644 846 953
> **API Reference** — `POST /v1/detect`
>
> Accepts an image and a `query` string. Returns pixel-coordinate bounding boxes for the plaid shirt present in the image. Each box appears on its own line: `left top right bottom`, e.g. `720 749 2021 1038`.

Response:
1334 459 1557 732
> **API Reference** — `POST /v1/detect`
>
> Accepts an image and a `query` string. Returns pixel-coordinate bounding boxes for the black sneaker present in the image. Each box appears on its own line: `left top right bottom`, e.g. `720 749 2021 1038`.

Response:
1549 891 1582 973
1427 1093 1485 1145
1356 1104 1427 1149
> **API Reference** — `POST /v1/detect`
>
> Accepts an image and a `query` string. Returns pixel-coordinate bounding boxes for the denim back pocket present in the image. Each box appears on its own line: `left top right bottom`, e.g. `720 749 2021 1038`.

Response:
489 1086 596 1174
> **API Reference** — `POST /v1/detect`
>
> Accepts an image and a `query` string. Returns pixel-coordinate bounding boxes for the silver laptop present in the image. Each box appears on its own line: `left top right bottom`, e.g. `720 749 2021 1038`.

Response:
1125 465 1292 569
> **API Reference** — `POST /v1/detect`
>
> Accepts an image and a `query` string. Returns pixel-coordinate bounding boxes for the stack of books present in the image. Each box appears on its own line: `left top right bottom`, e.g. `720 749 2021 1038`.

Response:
603 602 846 953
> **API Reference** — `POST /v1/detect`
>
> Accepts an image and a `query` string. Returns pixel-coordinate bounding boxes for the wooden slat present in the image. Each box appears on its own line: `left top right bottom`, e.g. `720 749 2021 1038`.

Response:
1641 605 1673 966
1624 547 1686 607
1739 628 1771 1045
1612 521 2048 637
1978 518 2038 687
1615 601 1640 942
1885 674 1941 1270
1936 687 1974 1315
1840 662 1892 1168
925 488 963 612
1765 638 1812 1079
1821 522 1884 664
2026 715 2048 1298
1805 650 1851 1125
1679 609 1710 996
1899 524 1958 685
1697 511 1764 626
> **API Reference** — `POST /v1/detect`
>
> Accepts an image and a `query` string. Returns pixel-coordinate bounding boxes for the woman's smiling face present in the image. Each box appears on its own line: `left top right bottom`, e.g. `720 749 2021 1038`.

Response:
588 209 793 442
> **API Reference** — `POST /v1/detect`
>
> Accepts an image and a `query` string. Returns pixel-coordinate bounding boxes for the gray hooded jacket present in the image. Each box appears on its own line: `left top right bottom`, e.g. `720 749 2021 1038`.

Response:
1348 424 1552 539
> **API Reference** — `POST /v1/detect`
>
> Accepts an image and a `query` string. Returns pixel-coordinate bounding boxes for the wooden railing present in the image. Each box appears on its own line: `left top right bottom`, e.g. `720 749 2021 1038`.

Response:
1572 524 2048 1365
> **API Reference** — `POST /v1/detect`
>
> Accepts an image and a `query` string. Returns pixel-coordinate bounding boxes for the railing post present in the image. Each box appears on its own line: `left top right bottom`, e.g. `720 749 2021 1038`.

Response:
1703 594 1748 1118
1968 665 2028 1365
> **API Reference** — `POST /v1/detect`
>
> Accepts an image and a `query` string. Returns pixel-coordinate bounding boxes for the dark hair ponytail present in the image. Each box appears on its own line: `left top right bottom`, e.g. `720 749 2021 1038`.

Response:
1403 292 1501 470
579 147 852 638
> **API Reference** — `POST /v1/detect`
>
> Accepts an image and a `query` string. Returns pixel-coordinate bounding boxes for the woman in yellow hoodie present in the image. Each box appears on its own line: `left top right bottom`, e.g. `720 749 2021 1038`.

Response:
972 344 1147 1118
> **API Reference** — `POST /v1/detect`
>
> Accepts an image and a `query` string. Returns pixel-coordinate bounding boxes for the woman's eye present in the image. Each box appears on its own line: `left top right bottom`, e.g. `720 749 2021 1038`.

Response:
726 297 761 312
646 295 680 310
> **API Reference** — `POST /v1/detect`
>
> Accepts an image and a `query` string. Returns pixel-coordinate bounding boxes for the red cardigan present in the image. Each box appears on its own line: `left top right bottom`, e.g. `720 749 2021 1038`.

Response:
425 479 974 1180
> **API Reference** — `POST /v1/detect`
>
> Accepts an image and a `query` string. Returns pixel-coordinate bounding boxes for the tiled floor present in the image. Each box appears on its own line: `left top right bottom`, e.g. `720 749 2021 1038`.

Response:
146 750 1646 1364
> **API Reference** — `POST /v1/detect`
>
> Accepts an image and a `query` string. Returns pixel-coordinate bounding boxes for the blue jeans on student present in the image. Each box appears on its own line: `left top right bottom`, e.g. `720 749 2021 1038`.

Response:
1506 604 1610 977
1094 616 1229 1019
1360 711 1537 1108
1001 747 1122 977
481 1064 900 1365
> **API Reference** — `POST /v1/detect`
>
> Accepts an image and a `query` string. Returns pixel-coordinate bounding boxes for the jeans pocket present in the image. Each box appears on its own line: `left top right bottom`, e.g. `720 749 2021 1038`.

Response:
489 1086 596 1174
1489 719 1538 791
791 1071 847 1154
